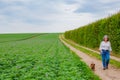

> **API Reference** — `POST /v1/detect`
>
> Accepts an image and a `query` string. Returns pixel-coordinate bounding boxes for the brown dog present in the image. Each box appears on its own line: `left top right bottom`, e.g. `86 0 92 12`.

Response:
90 62 95 71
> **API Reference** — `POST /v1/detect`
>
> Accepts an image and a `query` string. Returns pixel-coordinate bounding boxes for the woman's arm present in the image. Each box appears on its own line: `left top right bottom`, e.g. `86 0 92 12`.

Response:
99 42 102 53
99 42 102 50
109 42 112 54
109 42 112 51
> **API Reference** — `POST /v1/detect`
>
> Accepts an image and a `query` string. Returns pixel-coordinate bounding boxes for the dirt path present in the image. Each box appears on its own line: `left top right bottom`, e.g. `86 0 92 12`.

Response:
60 37 120 80
67 39 120 62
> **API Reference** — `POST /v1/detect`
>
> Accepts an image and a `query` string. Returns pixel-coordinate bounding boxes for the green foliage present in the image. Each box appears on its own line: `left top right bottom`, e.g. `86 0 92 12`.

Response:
0 34 100 80
0 33 41 43
64 12 120 54
62 35 120 68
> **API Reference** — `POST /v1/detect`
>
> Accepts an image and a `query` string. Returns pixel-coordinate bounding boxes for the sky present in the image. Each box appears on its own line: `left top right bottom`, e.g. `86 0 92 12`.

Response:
0 0 120 33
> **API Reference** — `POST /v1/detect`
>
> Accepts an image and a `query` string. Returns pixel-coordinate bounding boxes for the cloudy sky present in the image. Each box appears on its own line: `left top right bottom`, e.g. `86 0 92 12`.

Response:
0 0 120 33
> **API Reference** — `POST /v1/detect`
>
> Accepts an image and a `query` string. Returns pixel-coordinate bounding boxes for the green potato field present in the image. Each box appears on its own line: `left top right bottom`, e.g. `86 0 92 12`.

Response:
0 34 100 80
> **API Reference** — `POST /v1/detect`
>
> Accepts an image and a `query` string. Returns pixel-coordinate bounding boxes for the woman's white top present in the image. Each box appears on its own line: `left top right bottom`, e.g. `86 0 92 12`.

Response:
99 41 112 51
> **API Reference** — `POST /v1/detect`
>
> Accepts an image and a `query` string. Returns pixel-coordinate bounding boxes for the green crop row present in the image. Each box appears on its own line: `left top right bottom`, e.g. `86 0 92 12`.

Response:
0 34 100 80
0 33 42 43
64 12 120 54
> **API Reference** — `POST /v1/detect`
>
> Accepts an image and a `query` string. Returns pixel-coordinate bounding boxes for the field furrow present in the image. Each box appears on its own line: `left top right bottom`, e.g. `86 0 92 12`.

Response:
0 34 100 80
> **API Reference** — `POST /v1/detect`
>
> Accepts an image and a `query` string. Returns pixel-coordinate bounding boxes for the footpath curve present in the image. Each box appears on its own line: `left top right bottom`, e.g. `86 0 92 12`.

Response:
60 36 120 80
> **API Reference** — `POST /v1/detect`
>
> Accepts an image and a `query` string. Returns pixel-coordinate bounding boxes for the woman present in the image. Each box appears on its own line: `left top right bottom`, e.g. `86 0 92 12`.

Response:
99 35 112 70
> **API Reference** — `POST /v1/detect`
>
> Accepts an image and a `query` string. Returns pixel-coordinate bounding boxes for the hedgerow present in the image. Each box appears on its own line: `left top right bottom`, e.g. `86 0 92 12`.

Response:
64 12 120 54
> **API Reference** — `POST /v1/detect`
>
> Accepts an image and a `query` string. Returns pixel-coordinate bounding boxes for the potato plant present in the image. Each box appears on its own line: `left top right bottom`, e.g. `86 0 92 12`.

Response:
0 34 100 80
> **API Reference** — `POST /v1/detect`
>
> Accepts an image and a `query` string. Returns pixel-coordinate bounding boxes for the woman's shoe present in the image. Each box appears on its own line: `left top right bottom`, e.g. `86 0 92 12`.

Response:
106 66 108 69
103 68 106 70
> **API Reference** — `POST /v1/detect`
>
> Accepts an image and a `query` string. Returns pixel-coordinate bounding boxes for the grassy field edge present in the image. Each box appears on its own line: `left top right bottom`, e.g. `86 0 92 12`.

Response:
59 35 101 80
60 34 120 68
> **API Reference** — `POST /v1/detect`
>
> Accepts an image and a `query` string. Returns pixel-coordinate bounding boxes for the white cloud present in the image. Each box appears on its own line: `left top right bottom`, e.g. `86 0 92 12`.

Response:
0 0 30 2
0 0 120 33
98 0 120 3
